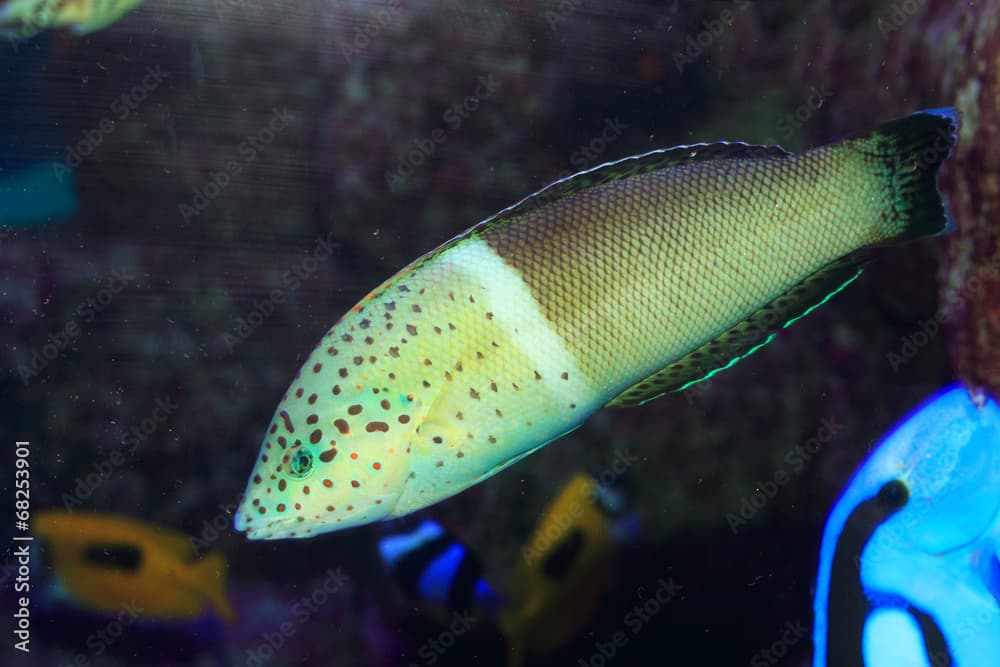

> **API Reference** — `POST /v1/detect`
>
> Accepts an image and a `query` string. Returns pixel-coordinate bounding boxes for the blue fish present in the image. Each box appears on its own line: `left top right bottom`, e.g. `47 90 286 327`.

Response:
378 520 502 614
813 385 1000 666
0 43 78 228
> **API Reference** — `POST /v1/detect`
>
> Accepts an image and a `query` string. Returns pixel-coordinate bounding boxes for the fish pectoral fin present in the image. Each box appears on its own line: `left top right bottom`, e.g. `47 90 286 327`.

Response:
605 252 870 408
469 428 583 489
412 415 464 452
469 440 552 487
190 551 235 622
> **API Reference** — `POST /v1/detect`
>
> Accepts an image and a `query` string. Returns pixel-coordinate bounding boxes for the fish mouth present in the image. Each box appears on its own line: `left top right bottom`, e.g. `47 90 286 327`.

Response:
232 506 250 533
233 489 404 540
232 498 285 540
233 510 303 541
232 505 259 537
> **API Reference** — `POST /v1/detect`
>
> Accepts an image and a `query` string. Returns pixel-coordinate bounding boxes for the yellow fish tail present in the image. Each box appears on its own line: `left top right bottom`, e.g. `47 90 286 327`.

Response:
191 551 235 623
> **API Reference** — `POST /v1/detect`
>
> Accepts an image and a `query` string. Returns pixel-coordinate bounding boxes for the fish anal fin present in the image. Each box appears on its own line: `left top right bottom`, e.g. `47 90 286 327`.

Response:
605 253 869 408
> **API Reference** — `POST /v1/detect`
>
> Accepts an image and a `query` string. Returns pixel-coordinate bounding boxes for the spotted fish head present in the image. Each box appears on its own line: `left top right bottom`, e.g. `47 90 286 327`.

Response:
234 325 430 539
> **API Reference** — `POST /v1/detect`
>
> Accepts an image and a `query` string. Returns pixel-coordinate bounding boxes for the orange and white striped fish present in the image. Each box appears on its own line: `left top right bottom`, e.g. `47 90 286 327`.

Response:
235 108 959 540
0 0 143 36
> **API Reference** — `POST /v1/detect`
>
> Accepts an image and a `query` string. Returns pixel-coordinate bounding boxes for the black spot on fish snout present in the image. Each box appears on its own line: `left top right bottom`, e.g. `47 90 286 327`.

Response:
82 544 143 572
826 478 913 666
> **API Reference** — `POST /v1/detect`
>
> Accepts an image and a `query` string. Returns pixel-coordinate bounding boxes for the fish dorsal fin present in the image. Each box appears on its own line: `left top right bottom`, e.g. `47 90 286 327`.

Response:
475 141 791 232
606 252 869 408
369 143 790 303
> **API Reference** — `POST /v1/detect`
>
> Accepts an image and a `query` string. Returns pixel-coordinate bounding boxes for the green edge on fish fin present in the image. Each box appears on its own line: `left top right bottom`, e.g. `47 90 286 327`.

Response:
473 141 792 235
605 252 870 408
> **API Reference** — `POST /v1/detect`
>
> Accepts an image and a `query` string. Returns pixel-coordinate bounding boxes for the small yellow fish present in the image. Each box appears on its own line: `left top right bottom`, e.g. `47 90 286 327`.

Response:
0 0 144 36
34 510 234 622
501 474 623 664
235 108 959 540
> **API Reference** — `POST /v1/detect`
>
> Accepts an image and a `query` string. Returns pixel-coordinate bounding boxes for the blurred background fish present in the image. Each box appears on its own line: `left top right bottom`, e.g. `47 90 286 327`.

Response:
33 510 235 623
374 473 638 666
0 21 78 231
813 385 1000 667
377 519 504 617
501 472 639 666
0 0 145 36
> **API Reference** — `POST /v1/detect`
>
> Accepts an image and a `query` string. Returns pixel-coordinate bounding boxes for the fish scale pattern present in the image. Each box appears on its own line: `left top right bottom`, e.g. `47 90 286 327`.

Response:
235 110 959 539
481 144 887 402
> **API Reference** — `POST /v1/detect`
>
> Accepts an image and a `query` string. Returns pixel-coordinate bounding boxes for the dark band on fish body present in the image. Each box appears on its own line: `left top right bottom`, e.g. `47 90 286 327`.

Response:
447 547 484 611
476 112 957 405
389 530 487 611
478 144 797 381
391 532 454 598
542 528 586 579
827 479 952 666
827 481 904 666
912 608 954 667
828 479 913 664
478 143 879 403
82 543 143 572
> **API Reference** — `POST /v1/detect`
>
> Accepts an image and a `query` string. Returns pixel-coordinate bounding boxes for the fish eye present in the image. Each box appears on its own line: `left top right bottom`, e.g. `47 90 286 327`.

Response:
286 448 314 479
876 479 909 512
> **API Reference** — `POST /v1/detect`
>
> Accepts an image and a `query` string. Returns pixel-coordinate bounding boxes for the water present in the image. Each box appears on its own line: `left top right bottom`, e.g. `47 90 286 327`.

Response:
1 1 987 666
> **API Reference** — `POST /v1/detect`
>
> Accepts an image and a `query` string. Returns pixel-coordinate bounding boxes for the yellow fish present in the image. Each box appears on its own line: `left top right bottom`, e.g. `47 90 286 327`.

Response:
34 510 234 622
235 108 959 539
501 473 627 664
0 0 144 36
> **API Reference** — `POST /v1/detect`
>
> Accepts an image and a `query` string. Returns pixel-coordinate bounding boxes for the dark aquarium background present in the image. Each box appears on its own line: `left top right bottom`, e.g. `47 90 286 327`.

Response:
1 1 997 666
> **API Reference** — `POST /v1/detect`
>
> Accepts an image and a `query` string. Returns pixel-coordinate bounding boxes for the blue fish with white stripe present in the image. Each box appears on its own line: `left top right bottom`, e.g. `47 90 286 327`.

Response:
813 384 1000 666
378 520 502 614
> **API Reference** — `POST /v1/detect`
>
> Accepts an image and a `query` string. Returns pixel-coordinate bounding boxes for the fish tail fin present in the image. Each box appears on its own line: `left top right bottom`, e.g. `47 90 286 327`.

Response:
865 107 961 243
192 551 235 623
